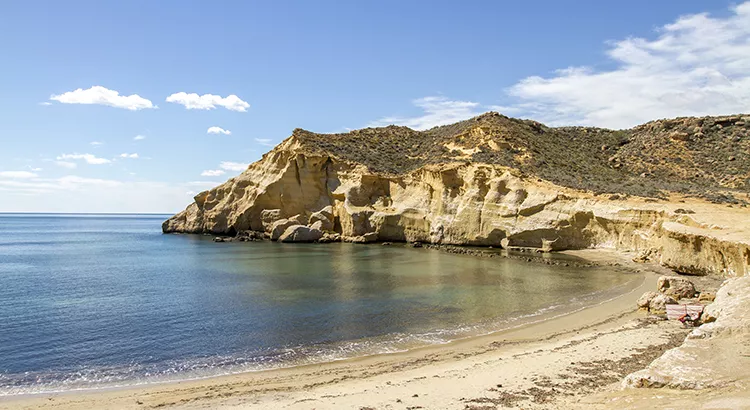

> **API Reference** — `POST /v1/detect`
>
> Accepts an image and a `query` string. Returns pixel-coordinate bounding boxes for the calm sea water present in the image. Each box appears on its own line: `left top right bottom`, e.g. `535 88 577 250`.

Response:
0 214 637 395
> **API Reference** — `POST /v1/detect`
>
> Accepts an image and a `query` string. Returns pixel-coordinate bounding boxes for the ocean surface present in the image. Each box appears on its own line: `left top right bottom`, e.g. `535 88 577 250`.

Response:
0 214 637 395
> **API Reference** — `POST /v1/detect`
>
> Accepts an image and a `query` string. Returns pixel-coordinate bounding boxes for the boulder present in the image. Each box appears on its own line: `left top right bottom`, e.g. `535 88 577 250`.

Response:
237 230 265 241
637 291 659 309
649 294 677 312
310 205 333 220
270 215 307 240
657 276 697 299
260 209 282 231
633 247 658 263
698 292 716 302
345 232 379 244
310 220 330 232
318 232 340 243
279 225 324 243
309 206 334 231
623 276 750 390
363 232 378 243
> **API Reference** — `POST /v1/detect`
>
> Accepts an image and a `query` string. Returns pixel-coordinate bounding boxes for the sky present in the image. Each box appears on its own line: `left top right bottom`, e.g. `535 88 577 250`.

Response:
1 0 749 213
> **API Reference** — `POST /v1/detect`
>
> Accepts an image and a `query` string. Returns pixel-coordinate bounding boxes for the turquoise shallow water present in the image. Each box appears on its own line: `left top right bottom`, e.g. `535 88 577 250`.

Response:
0 214 636 395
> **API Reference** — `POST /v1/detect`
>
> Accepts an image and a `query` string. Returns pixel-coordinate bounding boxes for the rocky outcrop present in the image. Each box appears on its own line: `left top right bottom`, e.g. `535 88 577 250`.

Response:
279 225 324 243
270 215 307 241
636 291 677 312
163 113 750 277
657 276 697 299
308 206 334 232
624 276 750 389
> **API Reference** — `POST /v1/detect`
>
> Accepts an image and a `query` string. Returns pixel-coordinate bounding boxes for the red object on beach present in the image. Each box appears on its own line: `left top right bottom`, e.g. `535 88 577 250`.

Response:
666 304 704 321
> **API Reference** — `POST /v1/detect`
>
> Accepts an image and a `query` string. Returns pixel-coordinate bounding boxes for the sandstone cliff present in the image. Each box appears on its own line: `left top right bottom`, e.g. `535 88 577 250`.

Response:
164 112 750 277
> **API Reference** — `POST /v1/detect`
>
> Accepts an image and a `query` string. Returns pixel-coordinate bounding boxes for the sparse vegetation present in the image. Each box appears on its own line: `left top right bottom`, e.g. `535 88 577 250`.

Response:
293 112 750 201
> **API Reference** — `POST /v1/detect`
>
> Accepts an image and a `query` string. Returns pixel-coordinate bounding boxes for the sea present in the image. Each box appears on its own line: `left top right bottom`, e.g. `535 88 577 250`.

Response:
0 213 638 395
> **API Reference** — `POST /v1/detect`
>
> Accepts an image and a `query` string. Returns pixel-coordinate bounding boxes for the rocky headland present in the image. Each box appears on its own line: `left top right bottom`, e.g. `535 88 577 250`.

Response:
164 112 750 277
159 112 750 408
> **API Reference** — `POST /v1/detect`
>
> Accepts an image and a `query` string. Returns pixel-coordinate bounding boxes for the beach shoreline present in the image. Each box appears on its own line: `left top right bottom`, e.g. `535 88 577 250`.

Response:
0 248 697 410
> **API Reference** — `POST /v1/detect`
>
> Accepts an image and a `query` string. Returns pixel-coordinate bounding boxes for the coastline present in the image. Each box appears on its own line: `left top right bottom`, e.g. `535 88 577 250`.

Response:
0 249 691 410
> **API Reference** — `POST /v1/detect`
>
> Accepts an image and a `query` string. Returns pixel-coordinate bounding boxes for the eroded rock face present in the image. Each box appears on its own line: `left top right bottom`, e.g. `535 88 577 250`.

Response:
163 126 750 277
657 276 697 299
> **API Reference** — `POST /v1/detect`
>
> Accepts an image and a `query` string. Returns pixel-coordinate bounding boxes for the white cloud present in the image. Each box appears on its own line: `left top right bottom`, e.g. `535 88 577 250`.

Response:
57 175 122 188
219 161 249 172
50 86 155 111
39 102 52 106
201 169 226 177
29 167 43 172
119 153 139 159
207 126 232 135
134 135 146 141
166 92 250 112
57 153 111 165
368 96 483 130
0 171 38 178
500 2 750 129
0 176 198 213
55 161 77 169
255 138 274 146
90 141 104 146
0 175 122 195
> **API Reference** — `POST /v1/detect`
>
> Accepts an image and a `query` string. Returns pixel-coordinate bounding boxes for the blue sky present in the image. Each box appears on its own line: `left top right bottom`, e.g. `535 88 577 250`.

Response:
1 0 748 213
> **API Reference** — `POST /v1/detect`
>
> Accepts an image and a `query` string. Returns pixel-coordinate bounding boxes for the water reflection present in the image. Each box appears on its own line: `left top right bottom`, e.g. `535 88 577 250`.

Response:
0 215 637 394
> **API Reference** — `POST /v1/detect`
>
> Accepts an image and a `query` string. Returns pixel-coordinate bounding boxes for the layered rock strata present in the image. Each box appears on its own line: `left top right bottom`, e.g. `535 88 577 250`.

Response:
164 113 750 277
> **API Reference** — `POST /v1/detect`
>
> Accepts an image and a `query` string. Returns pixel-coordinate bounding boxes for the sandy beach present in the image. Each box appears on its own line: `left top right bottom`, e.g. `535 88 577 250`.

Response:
3 249 727 410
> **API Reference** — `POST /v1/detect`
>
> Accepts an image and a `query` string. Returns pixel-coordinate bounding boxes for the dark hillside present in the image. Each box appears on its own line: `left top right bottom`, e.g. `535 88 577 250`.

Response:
293 112 750 202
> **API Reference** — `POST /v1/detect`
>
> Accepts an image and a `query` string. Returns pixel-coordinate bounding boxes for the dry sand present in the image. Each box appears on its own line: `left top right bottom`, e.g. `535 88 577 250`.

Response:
2 250 720 410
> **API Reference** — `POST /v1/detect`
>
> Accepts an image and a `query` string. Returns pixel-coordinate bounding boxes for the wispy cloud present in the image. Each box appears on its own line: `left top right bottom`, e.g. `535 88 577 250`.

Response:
39 102 52 106
0 175 122 195
368 96 483 130
55 161 77 169
166 92 250 112
207 126 231 135
29 167 43 172
0 174 206 213
119 153 139 159
134 135 146 141
219 161 249 172
90 141 104 146
200 169 226 177
0 171 38 178
57 153 111 165
50 86 155 111
255 138 273 146
500 1 750 129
